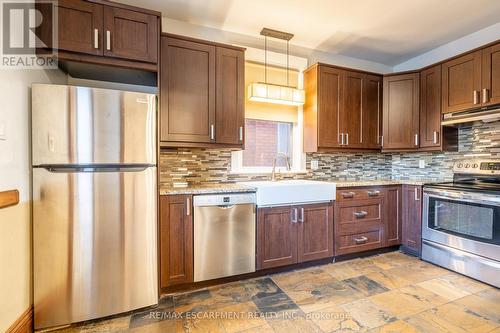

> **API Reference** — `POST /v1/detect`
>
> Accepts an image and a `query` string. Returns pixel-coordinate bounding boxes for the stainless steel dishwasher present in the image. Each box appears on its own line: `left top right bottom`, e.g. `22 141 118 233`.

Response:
193 193 256 282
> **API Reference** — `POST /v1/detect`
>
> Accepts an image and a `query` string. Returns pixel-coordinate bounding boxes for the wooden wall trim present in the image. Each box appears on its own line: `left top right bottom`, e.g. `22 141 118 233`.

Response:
0 190 19 209
5 306 33 333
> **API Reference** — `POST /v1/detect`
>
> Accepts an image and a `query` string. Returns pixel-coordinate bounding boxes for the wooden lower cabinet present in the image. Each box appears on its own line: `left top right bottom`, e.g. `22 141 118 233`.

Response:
257 202 333 270
256 206 297 269
385 186 402 246
159 195 193 289
335 186 404 255
402 185 423 256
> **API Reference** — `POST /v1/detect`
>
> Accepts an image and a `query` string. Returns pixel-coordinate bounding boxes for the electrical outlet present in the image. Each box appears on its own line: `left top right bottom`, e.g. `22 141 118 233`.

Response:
311 160 319 170
419 160 425 168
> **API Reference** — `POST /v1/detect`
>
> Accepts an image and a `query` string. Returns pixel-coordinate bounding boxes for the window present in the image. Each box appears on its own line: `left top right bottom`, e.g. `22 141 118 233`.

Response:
243 119 293 168
231 61 305 174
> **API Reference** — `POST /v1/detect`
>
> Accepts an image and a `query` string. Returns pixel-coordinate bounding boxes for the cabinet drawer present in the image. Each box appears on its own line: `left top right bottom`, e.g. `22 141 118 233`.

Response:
337 188 384 201
338 201 382 222
336 229 384 255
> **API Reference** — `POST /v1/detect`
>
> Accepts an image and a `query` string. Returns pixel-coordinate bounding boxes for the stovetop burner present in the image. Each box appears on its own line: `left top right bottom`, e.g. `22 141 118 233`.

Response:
425 159 500 194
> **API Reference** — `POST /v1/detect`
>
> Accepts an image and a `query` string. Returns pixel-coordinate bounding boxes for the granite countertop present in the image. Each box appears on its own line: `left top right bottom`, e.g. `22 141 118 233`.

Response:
334 179 445 188
159 183 256 195
160 179 444 195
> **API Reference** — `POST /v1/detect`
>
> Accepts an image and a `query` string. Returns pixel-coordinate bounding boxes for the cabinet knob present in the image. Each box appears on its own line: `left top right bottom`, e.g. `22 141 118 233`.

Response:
239 126 243 142
210 124 215 140
354 236 368 244
341 192 355 198
433 131 439 144
353 211 368 218
414 188 420 201
186 197 191 216
290 208 298 223
473 90 480 105
106 30 111 51
482 89 489 104
94 29 99 49
367 190 380 197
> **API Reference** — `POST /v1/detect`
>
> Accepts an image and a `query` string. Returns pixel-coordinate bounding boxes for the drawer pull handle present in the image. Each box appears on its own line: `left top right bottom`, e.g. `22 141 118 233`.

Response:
354 236 368 244
342 192 355 198
353 211 368 218
367 190 380 197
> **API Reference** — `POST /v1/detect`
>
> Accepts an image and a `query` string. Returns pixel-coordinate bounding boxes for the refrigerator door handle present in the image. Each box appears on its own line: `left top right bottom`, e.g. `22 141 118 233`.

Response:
41 165 152 173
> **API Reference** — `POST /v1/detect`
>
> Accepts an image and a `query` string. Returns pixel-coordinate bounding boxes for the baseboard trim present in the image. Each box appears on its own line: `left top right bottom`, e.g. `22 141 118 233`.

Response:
6 306 33 333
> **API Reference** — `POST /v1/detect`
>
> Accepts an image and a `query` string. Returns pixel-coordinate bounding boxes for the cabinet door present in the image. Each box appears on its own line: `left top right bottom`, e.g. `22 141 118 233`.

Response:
420 65 442 148
160 37 216 143
382 73 420 149
363 74 383 149
385 186 402 246
56 0 103 55
341 71 363 148
441 50 482 113
402 185 422 256
159 195 193 288
257 206 297 269
216 47 245 145
482 43 500 106
318 66 343 148
103 6 158 63
297 203 334 262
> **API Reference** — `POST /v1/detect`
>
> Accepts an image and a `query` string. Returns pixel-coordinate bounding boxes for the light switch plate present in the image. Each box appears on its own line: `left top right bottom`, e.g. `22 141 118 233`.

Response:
419 160 425 168
311 160 319 170
0 121 6 140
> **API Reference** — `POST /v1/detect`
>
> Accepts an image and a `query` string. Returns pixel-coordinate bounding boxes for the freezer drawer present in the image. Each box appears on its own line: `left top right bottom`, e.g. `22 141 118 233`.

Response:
33 167 158 329
193 194 256 282
32 84 156 165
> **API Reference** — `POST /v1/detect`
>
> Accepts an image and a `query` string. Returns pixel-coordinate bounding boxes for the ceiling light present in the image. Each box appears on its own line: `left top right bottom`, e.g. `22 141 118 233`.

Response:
248 28 305 106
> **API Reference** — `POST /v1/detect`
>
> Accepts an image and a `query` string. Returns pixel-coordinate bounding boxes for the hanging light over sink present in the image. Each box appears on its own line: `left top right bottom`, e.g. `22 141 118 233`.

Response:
248 28 305 106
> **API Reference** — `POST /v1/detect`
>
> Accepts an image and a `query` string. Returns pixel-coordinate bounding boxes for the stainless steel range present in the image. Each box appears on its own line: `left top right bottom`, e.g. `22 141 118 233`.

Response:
422 160 500 288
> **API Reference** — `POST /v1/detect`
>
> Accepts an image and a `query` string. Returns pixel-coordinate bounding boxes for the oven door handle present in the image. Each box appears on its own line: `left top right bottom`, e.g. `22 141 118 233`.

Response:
423 191 500 206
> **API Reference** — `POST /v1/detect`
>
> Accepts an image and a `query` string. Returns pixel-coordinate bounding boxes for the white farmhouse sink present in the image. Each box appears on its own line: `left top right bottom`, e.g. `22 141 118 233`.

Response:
239 180 336 206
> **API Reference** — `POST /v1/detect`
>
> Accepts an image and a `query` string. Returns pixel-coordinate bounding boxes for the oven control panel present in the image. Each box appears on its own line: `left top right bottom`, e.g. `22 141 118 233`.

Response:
454 160 500 174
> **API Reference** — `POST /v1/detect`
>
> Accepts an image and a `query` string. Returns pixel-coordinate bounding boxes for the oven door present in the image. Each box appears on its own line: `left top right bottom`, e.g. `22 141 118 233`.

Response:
422 187 500 261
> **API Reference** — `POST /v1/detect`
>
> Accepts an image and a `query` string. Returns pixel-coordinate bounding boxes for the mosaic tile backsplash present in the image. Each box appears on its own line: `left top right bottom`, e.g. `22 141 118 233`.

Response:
159 121 500 187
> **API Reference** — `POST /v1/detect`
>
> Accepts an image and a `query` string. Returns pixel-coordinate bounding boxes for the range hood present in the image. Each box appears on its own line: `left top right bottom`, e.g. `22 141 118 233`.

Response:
442 106 500 125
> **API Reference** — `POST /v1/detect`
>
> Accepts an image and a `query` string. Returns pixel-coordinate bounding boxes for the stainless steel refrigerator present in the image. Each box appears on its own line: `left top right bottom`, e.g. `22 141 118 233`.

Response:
32 84 158 330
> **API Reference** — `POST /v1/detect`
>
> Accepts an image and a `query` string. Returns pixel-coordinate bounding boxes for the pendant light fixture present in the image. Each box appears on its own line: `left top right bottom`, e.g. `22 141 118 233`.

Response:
248 28 305 106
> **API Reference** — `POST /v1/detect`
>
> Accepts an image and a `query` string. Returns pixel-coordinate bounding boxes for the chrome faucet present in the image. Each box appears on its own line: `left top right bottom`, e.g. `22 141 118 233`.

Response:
270 152 291 181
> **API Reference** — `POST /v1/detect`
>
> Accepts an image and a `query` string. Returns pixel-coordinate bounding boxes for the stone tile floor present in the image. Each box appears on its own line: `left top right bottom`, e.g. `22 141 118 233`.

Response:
51 252 499 333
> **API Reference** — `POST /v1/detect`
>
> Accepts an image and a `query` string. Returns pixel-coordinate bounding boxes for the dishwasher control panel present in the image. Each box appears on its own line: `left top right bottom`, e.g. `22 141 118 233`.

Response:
193 192 256 207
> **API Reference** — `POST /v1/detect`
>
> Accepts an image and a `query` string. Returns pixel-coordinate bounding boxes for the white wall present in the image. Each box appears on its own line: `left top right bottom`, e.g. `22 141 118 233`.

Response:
0 68 66 332
394 22 500 71
162 17 394 74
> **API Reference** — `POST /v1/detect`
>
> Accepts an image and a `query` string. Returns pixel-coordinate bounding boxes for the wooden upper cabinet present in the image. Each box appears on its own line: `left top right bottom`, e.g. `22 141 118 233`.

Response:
317 66 343 149
363 74 383 149
160 35 245 148
304 64 382 152
215 47 245 145
341 71 363 148
103 6 158 63
160 36 216 143
297 203 334 262
420 65 442 149
482 43 500 106
159 195 193 289
56 0 103 56
441 50 482 113
43 0 159 66
382 73 420 150
257 206 297 270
